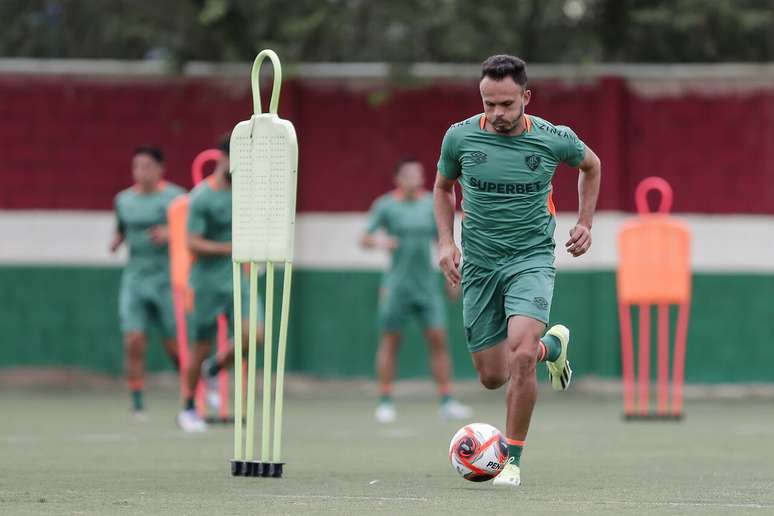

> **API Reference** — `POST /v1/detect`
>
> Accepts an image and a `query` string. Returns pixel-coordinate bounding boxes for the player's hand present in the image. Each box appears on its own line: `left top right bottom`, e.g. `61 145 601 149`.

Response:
565 224 591 257
439 240 462 287
148 225 169 245
383 237 399 252
446 281 461 301
109 235 123 253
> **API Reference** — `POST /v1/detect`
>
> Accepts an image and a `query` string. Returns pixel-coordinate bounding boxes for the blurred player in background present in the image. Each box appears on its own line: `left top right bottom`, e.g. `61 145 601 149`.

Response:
434 55 601 487
177 136 262 432
361 157 472 423
110 146 184 419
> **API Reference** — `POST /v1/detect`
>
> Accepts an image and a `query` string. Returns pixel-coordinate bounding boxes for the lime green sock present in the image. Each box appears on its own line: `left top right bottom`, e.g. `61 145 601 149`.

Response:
379 394 393 404
541 334 562 362
440 394 452 405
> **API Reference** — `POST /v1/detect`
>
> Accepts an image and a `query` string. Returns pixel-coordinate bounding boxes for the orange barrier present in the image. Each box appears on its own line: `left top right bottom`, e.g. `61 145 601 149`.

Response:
617 177 691 420
168 149 233 422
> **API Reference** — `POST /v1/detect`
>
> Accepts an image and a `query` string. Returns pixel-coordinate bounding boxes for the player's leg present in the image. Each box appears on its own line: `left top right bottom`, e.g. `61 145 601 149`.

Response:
462 260 537 487
119 278 149 417
469 316 541 489
419 294 472 419
374 287 406 423
153 282 180 371
187 340 213 406
499 315 544 482
460 260 509 389
493 265 560 487
123 331 147 414
177 289 218 432
179 337 213 432
202 325 257 373
202 284 263 377
506 266 570 390
424 328 452 396
374 331 401 423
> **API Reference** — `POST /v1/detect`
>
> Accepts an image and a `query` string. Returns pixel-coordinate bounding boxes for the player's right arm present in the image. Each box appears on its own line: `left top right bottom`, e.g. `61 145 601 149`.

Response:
186 193 231 256
360 197 398 252
434 126 462 287
110 196 125 253
433 173 461 287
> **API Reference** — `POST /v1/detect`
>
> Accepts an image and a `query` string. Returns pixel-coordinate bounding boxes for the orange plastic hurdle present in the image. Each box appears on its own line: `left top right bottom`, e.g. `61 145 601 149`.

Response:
168 148 233 423
617 177 691 420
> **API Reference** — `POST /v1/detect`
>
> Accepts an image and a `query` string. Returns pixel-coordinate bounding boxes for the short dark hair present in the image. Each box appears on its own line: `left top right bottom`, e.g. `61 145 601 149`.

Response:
481 55 528 88
395 156 420 176
217 134 230 157
133 145 164 164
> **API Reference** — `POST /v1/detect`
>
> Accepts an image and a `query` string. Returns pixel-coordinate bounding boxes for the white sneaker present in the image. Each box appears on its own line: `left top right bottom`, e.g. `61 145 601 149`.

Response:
201 358 221 412
439 399 473 420
492 457 521 487
177 409 207 433
374 402 396 423
131 410 149 424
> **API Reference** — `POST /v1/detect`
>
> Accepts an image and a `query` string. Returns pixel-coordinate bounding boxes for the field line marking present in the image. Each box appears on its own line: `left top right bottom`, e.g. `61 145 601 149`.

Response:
243 494 429 503
537 499 774 510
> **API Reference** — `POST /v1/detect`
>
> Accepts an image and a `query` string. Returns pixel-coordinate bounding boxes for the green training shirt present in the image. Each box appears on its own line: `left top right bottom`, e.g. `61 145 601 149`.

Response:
437 113 586 268
114 181 184 281
366 191 439 297
188 178 233 292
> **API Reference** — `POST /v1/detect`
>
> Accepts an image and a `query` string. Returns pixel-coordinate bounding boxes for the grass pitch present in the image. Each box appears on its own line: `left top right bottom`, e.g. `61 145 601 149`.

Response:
1 381 774 515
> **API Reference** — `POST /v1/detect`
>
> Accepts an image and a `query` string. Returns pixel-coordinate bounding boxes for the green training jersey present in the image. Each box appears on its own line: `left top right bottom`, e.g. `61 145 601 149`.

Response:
437 113 586 268
114 181 184 281
366 191 438 296
188 178 233 292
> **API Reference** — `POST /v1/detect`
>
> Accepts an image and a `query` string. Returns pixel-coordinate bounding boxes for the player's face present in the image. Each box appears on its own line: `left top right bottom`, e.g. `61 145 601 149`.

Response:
217 154 231 183
480 76 531 134
131 154 163 187
395 162 424 195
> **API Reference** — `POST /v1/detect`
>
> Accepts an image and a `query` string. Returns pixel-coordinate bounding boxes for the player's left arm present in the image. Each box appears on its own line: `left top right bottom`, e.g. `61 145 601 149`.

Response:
565 145 601 257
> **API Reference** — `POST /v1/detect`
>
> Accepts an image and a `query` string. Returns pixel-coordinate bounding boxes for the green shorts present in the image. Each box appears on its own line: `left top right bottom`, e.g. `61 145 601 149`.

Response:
461 257 555 353
190 280 262 344
379 286 446 333
119 273 176 338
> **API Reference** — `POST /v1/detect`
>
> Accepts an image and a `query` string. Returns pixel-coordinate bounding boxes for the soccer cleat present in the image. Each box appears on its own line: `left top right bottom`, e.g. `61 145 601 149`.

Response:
177 409 208 433
492 457 521 487
545 324 572 391
374 402 397 423
439 399 473 420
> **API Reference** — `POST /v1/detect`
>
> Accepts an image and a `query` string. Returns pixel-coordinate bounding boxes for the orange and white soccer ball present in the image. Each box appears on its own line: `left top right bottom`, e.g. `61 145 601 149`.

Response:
448 423 509 482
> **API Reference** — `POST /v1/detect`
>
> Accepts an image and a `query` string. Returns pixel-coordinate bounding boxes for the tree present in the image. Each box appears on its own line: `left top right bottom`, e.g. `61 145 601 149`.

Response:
0 0 771 64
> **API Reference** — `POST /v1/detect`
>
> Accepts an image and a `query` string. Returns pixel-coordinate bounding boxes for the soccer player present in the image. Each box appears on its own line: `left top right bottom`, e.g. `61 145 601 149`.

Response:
362 157 472 423
433 55 601 487
176 136 261 432
110 146 184 418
